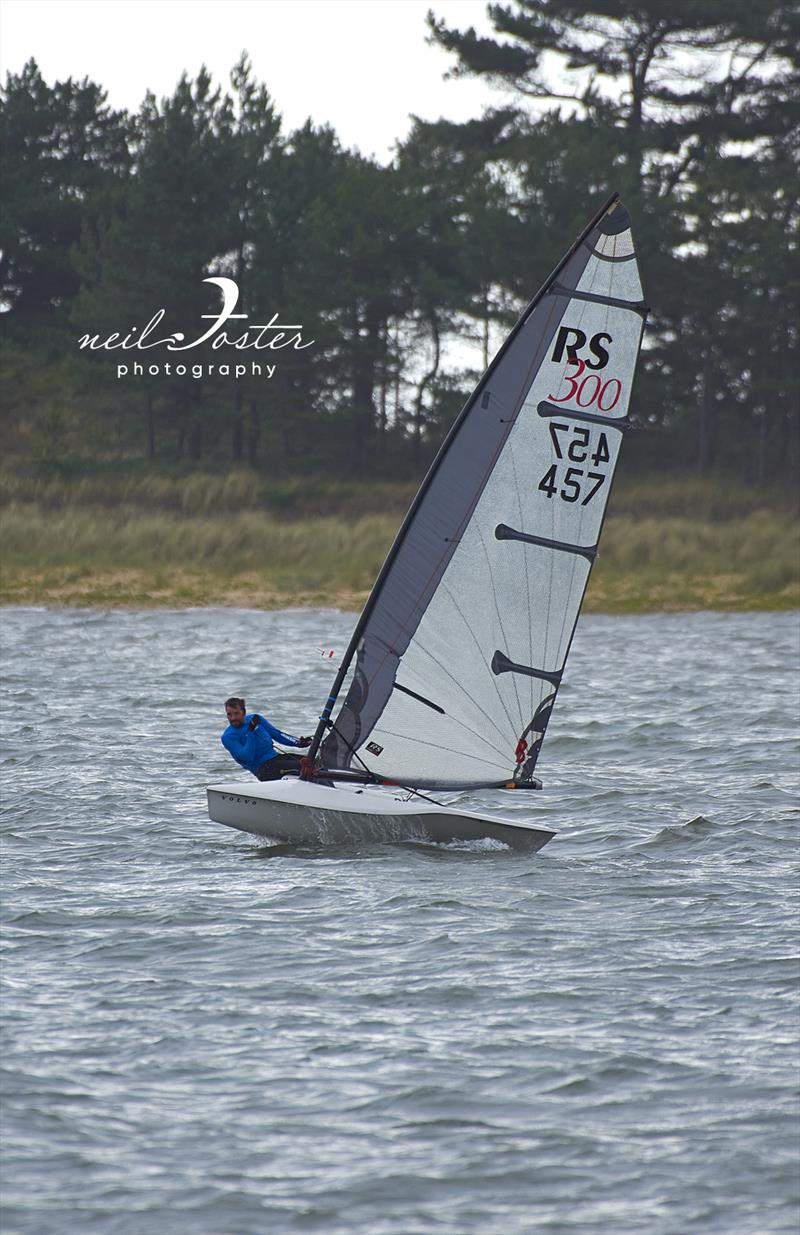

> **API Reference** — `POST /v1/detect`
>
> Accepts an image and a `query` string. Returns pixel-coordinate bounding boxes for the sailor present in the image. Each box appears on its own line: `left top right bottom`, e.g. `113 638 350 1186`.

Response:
221 696 312 780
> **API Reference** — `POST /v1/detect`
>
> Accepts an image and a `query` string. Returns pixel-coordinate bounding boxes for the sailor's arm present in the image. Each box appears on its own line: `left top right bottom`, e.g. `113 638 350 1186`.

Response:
260 716 301 747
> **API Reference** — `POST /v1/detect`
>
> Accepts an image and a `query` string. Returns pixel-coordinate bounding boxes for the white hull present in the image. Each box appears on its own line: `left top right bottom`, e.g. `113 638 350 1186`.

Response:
206 778 555 852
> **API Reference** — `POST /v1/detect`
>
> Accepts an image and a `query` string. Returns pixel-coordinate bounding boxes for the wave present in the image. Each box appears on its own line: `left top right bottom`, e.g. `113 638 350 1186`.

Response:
638 815 720 848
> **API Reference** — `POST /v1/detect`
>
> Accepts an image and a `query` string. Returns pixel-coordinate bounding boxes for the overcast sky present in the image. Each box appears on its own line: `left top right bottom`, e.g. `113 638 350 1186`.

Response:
0 0 500 161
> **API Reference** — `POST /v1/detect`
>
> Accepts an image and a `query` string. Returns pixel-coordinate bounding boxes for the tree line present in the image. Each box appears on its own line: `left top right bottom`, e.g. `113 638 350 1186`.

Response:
1 0 797 487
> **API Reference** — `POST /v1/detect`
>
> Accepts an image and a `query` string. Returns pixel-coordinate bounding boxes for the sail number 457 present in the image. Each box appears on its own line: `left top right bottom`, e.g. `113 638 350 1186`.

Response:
538 423 610 505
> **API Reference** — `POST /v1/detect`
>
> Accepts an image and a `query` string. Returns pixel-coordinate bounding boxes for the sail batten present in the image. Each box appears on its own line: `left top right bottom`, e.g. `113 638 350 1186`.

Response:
491 652 563 686
392 682 445 715
584 244 636 264
537 402 631 429
312 194 646 789
549 282 648 316
495 524 598 562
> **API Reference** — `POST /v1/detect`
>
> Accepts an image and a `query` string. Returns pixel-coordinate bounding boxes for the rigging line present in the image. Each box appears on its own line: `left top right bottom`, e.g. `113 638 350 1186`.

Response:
400 785 449 808
407 633 515 761
472 516 527 739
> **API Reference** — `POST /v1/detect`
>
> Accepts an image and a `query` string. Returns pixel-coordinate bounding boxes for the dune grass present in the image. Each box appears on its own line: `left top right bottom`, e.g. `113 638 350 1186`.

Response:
1 500 797 611
2 464 796 521
0 506 394 607
0 467 418 519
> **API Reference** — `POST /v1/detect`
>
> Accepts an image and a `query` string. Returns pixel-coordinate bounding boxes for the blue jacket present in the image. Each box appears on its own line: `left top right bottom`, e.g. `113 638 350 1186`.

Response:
221 713 301 777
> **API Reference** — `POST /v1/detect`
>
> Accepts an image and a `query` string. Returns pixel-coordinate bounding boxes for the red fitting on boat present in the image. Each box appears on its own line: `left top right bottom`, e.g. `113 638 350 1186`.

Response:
298 756 313 780
515 737 527 766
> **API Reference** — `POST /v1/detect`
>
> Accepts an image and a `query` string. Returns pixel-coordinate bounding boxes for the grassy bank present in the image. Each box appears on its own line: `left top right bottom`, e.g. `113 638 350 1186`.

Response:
2 465 797 521
0 468 419 520
1 499 797 612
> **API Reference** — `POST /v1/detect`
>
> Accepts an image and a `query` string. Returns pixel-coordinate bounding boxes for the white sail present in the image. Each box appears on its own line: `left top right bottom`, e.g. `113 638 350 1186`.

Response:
316 197 646 788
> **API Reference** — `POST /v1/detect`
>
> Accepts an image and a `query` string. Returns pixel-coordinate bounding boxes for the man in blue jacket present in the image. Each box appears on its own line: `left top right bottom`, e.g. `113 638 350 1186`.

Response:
221 696 311 780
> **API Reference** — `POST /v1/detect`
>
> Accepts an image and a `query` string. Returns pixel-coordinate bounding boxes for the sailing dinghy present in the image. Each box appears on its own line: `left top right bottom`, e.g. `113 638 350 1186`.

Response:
207 193 646 850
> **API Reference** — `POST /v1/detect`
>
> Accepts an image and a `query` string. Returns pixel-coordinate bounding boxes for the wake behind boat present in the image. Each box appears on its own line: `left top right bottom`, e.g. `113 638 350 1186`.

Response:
207 192 647 850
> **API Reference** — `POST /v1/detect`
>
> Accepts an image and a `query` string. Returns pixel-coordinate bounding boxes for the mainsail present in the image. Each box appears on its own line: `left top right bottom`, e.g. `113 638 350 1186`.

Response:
310 195 647 789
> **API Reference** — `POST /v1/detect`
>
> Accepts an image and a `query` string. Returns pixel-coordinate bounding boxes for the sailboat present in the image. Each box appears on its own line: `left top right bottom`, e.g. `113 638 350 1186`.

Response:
207 193 647 850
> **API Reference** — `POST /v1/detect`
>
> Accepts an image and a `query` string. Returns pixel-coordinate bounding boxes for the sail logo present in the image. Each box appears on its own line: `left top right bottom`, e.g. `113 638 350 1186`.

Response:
551 326 611 370
538 323 623 505
547 359 622 413
548 326 621 412
77 277 314 356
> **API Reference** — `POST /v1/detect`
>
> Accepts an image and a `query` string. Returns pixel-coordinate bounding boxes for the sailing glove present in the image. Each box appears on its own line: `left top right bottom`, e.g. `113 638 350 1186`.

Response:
248 715 262 731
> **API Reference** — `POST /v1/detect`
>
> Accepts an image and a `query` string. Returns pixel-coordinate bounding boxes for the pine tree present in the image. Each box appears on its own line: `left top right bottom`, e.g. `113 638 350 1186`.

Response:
0 59 130 331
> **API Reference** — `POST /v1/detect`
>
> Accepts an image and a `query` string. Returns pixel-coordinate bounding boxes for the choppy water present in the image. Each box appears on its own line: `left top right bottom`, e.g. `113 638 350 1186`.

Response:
1 607 798 1235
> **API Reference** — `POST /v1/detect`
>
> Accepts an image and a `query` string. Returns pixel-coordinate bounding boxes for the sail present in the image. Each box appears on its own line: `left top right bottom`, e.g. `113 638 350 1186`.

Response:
316 196 647 788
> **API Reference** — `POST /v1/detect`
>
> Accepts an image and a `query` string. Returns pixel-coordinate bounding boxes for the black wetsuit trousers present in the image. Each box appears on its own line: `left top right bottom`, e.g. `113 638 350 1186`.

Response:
256 754 303 781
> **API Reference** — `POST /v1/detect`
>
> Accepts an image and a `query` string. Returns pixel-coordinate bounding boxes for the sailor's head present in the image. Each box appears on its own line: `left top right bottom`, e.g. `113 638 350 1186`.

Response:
225 697 246 727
